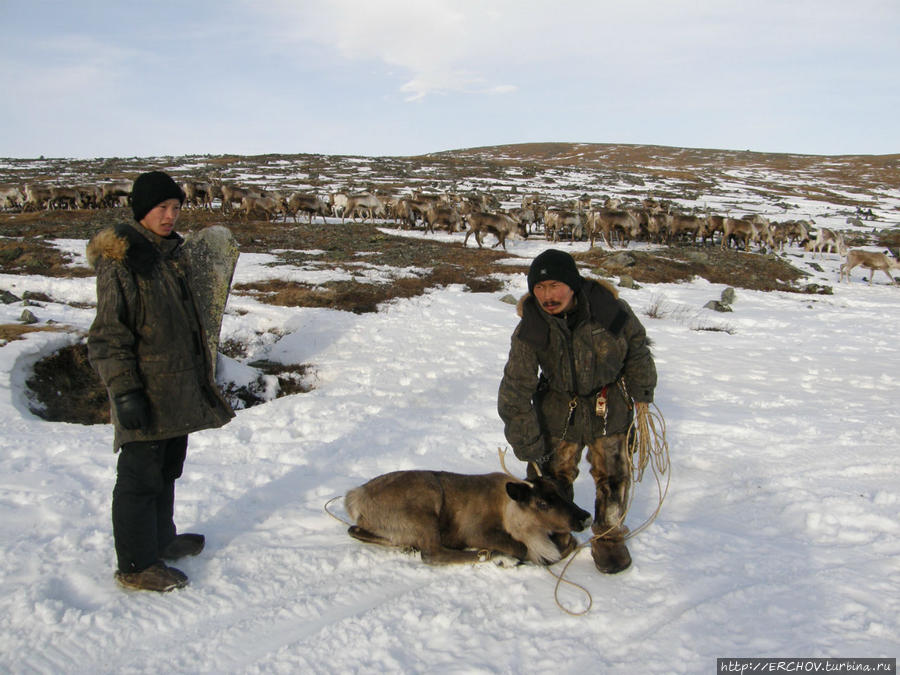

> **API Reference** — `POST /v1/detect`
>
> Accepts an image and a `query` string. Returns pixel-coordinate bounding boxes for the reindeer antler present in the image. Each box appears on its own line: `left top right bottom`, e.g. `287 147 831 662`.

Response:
497 447 540 485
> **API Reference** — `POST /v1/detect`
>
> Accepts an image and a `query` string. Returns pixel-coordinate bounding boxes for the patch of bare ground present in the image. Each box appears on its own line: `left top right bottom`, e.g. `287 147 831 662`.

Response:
235 262 505 314
25 342 110 424
579 247 809 292
21 338 318 426
0 237 94 277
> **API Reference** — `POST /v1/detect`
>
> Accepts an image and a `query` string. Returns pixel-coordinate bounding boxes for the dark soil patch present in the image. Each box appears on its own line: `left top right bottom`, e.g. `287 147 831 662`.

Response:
26 342 110 424
0 237 93 277
580 246 809 292
22 340 317 426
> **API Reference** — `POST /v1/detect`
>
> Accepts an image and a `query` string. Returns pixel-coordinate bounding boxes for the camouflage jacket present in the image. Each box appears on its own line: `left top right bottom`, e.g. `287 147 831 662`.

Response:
87 222 234 450
497 279 656 462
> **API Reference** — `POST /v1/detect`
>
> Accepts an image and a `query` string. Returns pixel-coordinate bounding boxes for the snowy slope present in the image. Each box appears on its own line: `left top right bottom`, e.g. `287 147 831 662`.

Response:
1 225 898 673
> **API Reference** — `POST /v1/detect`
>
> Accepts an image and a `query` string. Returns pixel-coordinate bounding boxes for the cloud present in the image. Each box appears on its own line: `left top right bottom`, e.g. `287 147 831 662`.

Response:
256 0 523 100
398 71 518 102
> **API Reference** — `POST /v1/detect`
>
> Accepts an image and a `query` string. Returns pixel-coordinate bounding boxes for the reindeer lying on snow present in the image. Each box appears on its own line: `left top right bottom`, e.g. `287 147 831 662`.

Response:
345 470 592 565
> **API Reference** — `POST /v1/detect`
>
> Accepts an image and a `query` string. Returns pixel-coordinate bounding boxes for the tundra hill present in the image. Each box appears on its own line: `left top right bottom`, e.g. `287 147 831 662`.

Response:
425 142 900 210
430 142 900 182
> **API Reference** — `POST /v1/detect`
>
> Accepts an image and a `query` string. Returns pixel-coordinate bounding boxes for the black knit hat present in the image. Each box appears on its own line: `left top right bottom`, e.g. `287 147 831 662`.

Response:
527 249 583 294
131 171 185 222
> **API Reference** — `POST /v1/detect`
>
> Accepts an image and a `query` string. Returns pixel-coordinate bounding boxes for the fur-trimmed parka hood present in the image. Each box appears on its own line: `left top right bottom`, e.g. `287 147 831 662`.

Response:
87 222 182 277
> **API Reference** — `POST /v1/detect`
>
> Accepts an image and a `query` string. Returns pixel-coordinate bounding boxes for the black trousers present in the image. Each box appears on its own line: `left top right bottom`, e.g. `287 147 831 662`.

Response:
112 435 188 572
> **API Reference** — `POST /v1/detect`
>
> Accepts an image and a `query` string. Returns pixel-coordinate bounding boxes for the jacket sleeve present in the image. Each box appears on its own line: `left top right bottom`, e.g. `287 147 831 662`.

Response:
620 301 657 403
497 326 547 462
87 258 143 396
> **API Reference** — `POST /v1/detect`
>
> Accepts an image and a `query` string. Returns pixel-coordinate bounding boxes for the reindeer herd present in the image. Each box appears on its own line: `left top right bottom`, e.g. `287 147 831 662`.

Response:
2 178 897 284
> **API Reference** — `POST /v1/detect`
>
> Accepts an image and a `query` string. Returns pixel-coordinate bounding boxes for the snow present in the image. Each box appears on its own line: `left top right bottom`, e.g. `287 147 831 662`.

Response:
1 224 899 672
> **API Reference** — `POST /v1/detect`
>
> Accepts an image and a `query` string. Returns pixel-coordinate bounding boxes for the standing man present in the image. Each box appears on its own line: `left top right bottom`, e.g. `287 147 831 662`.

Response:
88 171 234 592
498 249 657 573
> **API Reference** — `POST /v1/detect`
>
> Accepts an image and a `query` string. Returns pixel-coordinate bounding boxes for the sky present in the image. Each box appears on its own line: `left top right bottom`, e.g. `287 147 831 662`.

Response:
2 0 899 159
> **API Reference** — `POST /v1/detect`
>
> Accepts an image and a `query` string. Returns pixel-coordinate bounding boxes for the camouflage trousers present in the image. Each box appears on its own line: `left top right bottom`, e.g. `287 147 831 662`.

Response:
526 433 631 537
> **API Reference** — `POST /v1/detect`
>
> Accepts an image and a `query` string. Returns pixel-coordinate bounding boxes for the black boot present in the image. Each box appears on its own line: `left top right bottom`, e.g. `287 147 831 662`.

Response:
161 533 205 561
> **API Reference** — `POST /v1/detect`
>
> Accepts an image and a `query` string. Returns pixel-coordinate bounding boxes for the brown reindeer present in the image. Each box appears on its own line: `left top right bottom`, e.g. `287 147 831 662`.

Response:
286 192 329 224
839 249 900 284
345 470 592 565
463 212 524 251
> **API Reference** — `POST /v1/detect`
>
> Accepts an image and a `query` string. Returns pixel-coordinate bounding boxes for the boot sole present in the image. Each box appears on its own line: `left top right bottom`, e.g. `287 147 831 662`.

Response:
115 574 188 592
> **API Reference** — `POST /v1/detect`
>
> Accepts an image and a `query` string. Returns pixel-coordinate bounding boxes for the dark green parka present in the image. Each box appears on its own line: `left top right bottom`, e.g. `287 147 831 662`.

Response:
498 278 656 462
87 222 234 450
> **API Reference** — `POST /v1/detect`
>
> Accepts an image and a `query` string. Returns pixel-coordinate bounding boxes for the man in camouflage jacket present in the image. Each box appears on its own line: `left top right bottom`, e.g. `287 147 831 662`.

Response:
88 171 234 592
498 249 656 573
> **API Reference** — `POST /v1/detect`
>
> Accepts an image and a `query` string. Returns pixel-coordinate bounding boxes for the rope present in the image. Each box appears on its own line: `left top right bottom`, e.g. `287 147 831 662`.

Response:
324 494 354 527
546 546 594 615
622 401 671 539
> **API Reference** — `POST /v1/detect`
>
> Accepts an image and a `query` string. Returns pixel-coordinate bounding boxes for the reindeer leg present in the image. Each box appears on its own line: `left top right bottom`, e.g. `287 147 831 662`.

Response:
420 547 484 565
348 525 394 547
421 538 526 566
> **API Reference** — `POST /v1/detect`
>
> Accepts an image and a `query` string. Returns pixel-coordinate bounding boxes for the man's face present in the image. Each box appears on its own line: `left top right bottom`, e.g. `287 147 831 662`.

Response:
533 280 575 315
139 198 181 237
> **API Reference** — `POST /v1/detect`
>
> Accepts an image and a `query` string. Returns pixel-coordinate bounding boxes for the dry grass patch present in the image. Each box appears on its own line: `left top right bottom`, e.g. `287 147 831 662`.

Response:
579 247 808 292
0 238 94 277
235 264 504 313
0 323 71 343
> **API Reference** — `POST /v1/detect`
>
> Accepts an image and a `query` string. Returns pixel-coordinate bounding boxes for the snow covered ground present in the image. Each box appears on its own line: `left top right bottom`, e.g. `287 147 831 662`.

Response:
1 225 898 673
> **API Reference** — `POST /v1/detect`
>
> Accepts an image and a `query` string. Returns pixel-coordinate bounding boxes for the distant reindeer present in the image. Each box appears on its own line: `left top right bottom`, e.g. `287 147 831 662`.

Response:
807 228 847 257
839 249 900 285
345 470 592 566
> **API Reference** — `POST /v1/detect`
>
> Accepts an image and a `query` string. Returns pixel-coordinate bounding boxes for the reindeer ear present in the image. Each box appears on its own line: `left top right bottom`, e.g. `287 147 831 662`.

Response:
506 481 531 502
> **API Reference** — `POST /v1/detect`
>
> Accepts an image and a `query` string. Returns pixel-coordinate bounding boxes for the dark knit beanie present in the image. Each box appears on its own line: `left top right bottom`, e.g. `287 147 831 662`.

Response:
131 171 185 222
527 249 583 294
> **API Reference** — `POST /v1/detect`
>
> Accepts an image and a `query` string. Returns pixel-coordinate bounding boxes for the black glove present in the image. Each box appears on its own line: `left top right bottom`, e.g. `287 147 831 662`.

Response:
113 389 151 430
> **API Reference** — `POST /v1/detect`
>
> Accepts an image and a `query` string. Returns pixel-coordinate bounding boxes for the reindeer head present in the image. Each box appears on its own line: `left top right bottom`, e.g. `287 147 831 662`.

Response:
505 477 592 534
